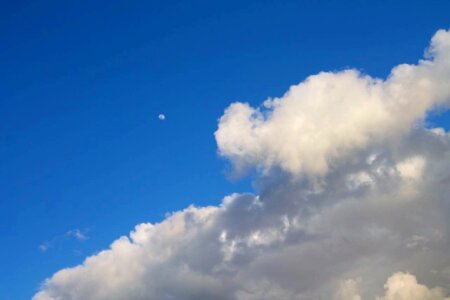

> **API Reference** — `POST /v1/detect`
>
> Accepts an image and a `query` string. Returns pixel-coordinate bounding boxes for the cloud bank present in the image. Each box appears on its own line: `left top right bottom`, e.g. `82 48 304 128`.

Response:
34 29 450 300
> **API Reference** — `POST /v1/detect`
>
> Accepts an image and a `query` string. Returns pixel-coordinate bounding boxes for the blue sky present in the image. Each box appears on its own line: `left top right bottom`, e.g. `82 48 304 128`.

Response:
1 1 450 299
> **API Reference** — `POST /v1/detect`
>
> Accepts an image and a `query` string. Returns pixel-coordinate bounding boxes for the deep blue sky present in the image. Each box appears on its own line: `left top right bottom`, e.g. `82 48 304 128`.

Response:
1 1 450 299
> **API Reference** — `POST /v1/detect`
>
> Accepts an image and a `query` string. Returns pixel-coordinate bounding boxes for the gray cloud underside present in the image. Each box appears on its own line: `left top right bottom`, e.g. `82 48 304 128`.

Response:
34 29 450 300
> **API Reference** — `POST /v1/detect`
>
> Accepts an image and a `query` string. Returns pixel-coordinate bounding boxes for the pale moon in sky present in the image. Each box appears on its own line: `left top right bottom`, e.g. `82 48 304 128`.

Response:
158 114 166 120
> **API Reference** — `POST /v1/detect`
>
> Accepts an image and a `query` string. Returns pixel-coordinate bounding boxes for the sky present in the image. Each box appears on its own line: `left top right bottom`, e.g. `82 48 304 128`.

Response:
1 1 450 299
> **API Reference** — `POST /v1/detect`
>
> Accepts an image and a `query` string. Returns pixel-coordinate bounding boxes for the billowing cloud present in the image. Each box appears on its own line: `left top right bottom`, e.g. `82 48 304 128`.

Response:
336 273 450 300
335 278 362 300
376 272 450 300
215 29 450 176
34 29 450 300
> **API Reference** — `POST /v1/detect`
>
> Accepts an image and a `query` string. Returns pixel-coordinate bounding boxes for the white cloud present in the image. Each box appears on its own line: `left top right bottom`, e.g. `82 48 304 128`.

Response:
376 272 450 300
396 156 426 181
39 242 51 252
335 278 362 300
34 29 450 300
65 229 88 241
39 229 88 252
336 273 450 300
215 29 450 177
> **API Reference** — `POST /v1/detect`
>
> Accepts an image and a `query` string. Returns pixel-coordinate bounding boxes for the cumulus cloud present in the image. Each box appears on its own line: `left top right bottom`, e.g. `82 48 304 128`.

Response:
335 278 362 300
376 272 450 300
34 29 450 300
336 273 450 300
215 29 450 176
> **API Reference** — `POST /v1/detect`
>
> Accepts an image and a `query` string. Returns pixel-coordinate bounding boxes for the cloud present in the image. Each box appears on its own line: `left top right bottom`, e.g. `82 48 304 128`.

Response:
34 29 450 300
335 278 362 300
215 29 450 176
376 272 450 300
65 229 88 241
39 242 51 253
39 229 88 252
336 273 450 300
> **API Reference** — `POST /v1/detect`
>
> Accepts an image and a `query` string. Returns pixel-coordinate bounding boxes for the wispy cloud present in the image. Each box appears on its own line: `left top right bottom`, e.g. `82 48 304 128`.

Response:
39 228 89 252
65 229 88 241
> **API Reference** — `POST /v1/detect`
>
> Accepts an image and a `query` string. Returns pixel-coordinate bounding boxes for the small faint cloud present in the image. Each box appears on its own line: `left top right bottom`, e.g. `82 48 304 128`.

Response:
39 228 89 252
39 242 51 252
66 229 88 241
158 114 166 120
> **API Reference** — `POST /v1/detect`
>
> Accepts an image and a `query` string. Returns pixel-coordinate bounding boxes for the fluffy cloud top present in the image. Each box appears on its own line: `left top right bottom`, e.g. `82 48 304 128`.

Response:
34 29 450 300
376 272 450 300
215 29 450 176
336 273 450 300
